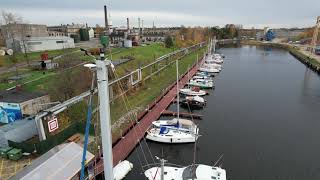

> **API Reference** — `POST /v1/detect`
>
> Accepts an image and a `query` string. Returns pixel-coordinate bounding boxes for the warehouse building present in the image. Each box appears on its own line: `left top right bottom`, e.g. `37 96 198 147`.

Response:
5 36 75 53
0 117 38 147
11 142 95 180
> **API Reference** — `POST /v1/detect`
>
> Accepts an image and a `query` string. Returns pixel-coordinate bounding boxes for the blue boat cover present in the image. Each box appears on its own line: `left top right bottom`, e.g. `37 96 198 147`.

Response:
159 126 168 134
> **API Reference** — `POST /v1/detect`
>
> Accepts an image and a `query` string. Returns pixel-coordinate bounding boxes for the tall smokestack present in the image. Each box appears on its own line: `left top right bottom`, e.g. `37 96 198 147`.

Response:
141 19 144 34
138 17 141 35
104 5 109 34
127 17 130 31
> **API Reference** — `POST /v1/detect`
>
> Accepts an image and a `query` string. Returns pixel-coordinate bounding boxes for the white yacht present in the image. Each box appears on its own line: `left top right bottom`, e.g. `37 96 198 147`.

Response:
203 62 222 70
145 164 226 180
192 75 213 82
199 65 220 73
188 79 214 89
196 72 214 77
146 121 199 143
210 58 224 64
179 88 207 96
152 118 198 132
206 55 224 64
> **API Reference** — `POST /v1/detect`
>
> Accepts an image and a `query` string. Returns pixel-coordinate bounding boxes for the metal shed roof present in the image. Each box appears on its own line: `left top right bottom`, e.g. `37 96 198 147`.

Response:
11 142 94 180
0 90 47 103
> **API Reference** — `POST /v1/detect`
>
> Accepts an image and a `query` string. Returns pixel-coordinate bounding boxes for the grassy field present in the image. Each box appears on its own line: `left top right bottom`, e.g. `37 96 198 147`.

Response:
111 43 174 75
0 43 173 92
2 48 79 66
0 71 55 90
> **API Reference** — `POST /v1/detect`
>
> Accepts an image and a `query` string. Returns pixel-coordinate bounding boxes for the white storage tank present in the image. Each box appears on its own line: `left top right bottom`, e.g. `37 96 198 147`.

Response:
124 40 132 48
0 50 5 56
6 49 13 56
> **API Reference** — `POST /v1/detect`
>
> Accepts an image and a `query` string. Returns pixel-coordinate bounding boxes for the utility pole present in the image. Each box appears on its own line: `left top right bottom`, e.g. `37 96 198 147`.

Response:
310 16 320 54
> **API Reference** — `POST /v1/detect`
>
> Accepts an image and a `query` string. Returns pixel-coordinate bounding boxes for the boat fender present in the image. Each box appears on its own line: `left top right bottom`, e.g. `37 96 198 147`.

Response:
113 160 133 180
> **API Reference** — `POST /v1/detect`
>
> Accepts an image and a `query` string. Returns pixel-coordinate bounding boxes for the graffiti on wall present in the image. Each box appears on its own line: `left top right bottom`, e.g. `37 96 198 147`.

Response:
0 102 22 123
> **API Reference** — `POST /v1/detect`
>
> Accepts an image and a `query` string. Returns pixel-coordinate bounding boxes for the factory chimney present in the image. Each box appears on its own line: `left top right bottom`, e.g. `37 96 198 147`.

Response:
127 17 130 31
104 5 109 35
138 17 141 35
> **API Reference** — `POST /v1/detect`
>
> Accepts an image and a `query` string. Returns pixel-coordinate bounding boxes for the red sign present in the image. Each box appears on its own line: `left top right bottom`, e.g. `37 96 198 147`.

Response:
48 116 59 132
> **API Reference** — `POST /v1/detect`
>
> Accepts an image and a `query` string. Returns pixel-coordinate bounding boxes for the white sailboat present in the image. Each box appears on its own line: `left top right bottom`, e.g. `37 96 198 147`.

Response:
146 60 199 144
146 126 199 143
192 75 213 82
145 164 226 180
152 118 198 132
179 87 207 96
199 65 220 73
196 72 214 77
187 79 214 89
181 95 206 109
206 55 224 64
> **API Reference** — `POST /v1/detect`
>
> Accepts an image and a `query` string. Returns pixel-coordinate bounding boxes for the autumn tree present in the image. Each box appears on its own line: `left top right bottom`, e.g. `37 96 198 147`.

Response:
175 26 208 48
164 35 174 48
48 66 92 102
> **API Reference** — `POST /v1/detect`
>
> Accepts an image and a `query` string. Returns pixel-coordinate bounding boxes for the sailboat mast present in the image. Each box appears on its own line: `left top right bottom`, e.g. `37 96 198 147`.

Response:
96 53 114 180
176 60 180 120
160 158 165 180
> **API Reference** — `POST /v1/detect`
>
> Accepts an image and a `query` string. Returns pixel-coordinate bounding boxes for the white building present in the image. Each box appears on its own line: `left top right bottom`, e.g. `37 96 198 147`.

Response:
88 28 94 39
6 36 75 53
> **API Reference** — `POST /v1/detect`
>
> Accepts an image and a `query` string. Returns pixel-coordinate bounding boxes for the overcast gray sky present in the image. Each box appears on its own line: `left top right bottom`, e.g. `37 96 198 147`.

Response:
0 0 319 28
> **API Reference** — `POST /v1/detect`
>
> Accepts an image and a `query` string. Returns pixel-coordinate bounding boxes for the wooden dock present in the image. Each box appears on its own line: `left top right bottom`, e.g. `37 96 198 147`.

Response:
161 110 203 119
95 58 203 174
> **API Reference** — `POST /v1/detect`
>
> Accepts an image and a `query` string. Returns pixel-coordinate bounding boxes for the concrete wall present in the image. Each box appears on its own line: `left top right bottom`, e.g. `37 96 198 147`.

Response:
20 95 50 115
6 36 75 53
1 24 48 39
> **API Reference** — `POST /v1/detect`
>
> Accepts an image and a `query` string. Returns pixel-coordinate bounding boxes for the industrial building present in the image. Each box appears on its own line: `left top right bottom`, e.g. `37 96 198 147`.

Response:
11 142 95 180
47 24 85 37
0 24 48 40
0 89 50 124
0 117 38 147
0 23 76 52
142 27 180 42
47 23 94 43
5 36 75 53
256 28 305 41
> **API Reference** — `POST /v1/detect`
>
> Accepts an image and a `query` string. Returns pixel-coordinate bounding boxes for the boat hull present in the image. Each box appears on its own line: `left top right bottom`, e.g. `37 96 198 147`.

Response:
146 133 197 143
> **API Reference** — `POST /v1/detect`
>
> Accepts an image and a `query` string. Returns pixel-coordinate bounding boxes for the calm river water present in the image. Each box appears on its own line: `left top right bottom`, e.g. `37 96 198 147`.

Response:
125 45 320 180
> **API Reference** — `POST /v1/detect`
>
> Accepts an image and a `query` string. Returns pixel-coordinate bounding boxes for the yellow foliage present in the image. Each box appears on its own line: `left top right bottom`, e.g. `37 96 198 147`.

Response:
57 112 71 131
175 27 209 48
297 28 320 40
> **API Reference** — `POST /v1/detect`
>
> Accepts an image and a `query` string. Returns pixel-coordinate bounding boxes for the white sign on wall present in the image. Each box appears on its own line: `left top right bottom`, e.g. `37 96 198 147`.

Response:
48 116 59 132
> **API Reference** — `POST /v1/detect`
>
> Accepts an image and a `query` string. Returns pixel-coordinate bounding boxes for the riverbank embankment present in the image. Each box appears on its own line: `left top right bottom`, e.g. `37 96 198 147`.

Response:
241 40 320 74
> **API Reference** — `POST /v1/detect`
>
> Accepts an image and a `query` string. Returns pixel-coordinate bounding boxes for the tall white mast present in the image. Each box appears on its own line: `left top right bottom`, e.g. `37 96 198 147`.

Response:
176 60 180 120
96 52 114 180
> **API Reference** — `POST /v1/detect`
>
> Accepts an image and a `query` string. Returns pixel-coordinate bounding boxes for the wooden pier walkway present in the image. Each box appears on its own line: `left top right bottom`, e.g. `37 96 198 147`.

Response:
161 110 203 119
95 59 203 174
